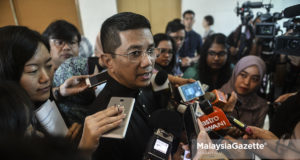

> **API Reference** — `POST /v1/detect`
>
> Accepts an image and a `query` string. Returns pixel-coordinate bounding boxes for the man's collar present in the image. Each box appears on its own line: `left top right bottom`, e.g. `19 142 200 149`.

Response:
106 73 140 98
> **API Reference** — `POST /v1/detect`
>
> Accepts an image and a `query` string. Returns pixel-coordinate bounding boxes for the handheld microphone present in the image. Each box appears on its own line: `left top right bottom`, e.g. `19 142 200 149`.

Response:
147 109 184 159
227 116 253 135
204 89 228 108
151 70 172 109
283 4 300 18
204 90 242 111
151 70 169 92
198 100 231 132
149 109 183 139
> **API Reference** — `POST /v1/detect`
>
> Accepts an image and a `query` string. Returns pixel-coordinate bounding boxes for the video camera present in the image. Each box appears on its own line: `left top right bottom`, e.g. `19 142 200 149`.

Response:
235 1 272 25
254 12 282 39
253 3 300 56
274 17 300 56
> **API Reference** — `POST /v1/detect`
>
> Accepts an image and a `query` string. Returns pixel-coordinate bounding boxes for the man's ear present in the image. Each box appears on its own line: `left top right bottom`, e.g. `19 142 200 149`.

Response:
101 53 113 69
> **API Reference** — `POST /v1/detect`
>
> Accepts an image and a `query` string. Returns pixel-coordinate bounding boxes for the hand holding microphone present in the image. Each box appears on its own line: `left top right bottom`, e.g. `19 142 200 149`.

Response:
198 100 231 132
242 126 278 140
204 90 238 112
223 91 237 113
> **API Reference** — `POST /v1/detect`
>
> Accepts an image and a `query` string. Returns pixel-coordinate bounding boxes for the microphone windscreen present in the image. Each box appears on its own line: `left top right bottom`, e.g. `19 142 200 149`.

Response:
204 92 216 102
242 1 262 8
155 70 168 86
199 107 231 131
283 4 300 18
149 109 183 138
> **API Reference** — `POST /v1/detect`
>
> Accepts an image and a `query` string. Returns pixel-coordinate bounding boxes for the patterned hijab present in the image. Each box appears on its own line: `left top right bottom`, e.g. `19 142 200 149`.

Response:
220 55 266 110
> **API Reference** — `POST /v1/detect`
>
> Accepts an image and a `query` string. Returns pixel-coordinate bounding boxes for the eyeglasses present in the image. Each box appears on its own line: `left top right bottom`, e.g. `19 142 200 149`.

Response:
157 48 173 56
111 48 160 62
50 39 79 48
207 51 227 57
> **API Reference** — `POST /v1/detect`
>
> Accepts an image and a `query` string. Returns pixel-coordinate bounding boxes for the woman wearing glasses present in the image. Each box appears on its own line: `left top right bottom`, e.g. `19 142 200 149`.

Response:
153 33 177 75
183 33 232 91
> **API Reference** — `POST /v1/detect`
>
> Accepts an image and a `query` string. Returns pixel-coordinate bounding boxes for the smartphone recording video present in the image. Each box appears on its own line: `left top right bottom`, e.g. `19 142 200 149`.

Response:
178 81 205 102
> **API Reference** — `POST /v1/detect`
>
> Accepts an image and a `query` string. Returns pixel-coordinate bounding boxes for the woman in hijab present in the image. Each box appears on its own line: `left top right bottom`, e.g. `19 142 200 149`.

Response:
220 55 268 128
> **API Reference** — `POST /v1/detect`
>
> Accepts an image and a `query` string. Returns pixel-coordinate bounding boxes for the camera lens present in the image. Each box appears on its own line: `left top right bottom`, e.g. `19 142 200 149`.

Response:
288 39 300 49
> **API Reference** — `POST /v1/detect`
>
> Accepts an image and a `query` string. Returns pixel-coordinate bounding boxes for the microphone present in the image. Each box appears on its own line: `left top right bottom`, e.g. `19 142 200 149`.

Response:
149 109 183 139
242 1 263 8
227 116 253 135
198 100 231 132
204 89 242 110
151 70 169 92
204 89 228 108
283 4 300 18
146 109 182 160
151 70 172 109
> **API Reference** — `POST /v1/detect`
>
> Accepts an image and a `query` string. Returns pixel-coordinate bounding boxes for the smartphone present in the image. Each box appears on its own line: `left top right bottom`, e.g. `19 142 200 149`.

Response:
178 81 204 102
183 103 200 159
101 97 135 139
85 71 107 88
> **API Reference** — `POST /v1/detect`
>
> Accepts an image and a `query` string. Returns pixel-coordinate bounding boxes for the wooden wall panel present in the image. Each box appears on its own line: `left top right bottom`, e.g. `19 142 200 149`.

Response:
0 0 16 27
150 0 181 34
117 0 181 34
13 0 82 34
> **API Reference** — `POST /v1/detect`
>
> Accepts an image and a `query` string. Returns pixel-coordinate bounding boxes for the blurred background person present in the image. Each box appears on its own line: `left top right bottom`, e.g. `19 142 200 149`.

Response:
179 10 202 72
183 33 232 91
43 20 81 70
202 15 215 42
153 33 177 74
166 19 186 76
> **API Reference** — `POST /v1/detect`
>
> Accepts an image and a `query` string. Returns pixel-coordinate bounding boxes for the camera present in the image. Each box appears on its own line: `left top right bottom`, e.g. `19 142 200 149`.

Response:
255 22 278 38
274 18 300 56
144 128 174 160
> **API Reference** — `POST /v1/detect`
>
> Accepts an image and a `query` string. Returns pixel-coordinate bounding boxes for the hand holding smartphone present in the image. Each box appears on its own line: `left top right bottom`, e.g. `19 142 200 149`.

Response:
178 81 205 102
85 72 107 88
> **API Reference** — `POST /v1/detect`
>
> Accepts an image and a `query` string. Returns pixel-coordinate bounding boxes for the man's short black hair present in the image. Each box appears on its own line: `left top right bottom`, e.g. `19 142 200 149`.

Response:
204 15 214 26
43 20 81 43
183 10 195 18
100 12 151 54
165 19 185 35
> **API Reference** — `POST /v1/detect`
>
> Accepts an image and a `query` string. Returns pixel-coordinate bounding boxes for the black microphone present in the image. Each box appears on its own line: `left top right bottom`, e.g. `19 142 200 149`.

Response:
149 109 183 139
151 70 171 109
151 70 169 92
242 1 263 8
283 4 300 18
198 100 231 132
